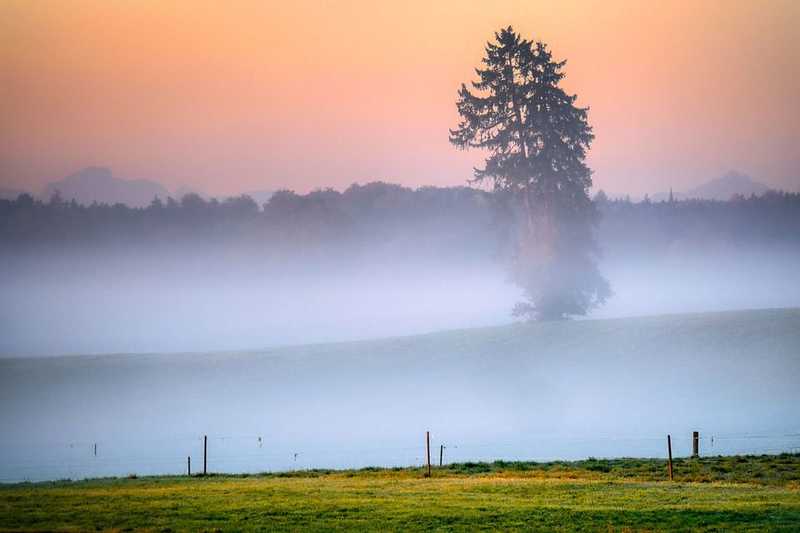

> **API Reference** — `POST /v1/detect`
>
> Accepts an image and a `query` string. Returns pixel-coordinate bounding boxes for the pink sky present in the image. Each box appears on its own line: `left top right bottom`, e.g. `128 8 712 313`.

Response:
2 0 798 196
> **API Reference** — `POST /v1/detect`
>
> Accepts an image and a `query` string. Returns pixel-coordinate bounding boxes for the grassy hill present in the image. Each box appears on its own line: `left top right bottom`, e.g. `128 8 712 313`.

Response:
1 308 799 482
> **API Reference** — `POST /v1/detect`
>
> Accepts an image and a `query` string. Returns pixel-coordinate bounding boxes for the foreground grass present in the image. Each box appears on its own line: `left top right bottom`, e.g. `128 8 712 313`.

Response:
2 455 799 531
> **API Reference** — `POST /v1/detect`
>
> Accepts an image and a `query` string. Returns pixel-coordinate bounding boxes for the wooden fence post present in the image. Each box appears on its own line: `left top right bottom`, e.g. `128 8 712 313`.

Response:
667 435 674 481
203 435 208 475
425 431 431 477
692 431 699 458
188 456 191 476
439 444 444 467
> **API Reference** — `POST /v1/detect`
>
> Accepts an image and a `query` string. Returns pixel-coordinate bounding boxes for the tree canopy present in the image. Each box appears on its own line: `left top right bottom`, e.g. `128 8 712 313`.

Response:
450 27 610 320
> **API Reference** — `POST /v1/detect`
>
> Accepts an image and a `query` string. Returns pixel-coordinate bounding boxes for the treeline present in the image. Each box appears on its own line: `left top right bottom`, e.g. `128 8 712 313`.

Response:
595 190 800 255
0 183 502 261
1 182 799 256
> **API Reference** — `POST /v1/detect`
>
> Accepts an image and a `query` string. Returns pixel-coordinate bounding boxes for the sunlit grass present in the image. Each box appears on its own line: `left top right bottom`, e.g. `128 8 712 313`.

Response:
2 454 799 531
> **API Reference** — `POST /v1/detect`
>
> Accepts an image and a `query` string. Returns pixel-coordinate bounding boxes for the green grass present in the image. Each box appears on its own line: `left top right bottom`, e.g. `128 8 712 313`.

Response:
2 454 799 531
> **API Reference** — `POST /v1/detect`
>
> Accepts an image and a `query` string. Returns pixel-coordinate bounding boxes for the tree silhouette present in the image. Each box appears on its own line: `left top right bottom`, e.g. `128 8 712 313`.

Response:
450 26 610 320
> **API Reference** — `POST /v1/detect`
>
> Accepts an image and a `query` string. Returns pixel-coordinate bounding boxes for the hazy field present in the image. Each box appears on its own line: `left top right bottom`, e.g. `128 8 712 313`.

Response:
1 308 799 482
2 455 800 531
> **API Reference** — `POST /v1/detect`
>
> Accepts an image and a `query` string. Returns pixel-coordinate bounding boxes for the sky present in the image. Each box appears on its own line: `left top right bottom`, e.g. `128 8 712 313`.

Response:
1 0 798 197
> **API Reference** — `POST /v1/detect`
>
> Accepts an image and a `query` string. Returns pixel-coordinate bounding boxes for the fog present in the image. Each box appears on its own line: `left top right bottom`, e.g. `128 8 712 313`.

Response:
0 247 513 356
2 242 799 356
597 247 800 319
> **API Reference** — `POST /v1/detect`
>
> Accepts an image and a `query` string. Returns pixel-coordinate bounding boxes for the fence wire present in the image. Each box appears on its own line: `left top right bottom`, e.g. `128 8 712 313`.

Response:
2 431 799 483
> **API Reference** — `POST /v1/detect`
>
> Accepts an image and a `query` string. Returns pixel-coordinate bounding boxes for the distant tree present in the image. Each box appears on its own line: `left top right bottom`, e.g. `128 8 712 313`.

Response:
450 27 610 320
16 193 35 208
180 193 207 210
266 190 303 216
222 195 259 215
593 190 609 204
48 189 64 207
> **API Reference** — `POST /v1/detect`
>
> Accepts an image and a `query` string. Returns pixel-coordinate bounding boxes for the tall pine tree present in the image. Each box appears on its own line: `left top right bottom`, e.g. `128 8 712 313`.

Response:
450 27 610 320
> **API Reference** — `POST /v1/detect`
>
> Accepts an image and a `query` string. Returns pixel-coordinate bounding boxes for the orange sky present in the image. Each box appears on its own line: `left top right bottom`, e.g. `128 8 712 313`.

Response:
1 0 798 196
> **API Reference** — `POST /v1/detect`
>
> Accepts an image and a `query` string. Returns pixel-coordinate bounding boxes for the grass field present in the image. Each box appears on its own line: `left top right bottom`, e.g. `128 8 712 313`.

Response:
2 454 799 531
3 308 800 484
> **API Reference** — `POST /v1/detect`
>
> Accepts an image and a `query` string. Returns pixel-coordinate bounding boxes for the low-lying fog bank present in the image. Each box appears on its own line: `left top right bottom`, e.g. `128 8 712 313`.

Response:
2 246 799 356
3 187 799 356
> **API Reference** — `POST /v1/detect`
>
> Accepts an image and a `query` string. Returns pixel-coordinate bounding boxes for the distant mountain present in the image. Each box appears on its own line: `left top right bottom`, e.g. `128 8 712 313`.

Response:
652 171 771 202
43 167 169 207
685 171 771 200
0 187 28 200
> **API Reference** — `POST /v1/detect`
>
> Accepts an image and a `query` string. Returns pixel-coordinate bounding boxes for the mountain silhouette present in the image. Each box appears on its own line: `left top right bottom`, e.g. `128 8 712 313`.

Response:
653 171 771 201
43 167 169 207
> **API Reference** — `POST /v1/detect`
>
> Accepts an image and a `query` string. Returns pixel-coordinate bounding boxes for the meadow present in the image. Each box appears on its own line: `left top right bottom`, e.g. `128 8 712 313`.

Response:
2 308 800 483
2 454 799 531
